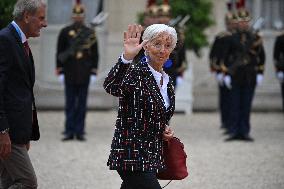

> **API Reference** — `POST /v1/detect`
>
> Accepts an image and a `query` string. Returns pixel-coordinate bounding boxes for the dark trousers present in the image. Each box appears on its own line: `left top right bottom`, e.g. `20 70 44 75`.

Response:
64 82 89 136
281 82 284 111
219 85 231 129
229 84 256 136
117 170 162 189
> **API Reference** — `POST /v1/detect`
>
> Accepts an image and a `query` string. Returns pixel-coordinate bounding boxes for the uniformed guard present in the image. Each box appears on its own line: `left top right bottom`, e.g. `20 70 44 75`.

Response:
209 1 239 132
221 4 265 141
273 31 284 111
56 0 99 141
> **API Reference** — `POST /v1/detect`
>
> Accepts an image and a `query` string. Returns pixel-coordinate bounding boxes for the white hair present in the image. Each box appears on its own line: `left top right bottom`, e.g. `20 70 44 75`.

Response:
13 0 46 21
142 24 178 49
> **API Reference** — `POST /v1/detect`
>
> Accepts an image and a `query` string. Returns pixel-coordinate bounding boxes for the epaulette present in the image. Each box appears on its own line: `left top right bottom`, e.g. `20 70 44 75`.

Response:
216 31 232 38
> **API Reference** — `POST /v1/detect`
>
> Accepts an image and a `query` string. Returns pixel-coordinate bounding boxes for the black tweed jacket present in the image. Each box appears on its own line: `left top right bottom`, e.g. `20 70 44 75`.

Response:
103 57 175 172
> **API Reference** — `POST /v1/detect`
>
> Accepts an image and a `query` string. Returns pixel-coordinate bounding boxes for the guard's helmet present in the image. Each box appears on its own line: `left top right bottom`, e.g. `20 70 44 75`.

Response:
145 0 171 17
72 0 85 17
225 11 239 23
144 0 171 26
237 9 251 22
235 0 251 22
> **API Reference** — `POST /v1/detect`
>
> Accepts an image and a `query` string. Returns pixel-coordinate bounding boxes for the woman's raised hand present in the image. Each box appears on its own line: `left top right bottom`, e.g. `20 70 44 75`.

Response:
123 24 146 61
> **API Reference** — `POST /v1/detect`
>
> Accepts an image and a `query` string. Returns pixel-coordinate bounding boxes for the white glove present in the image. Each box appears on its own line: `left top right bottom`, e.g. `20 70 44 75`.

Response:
223 75 232 89
276 71 284 83
58 74 64 84
256 74 263 86
176 76 183 86
215 73 224 86
90 75 96 84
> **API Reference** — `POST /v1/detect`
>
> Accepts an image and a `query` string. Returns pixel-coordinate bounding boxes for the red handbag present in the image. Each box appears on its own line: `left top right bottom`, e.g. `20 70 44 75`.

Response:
157 137 188 180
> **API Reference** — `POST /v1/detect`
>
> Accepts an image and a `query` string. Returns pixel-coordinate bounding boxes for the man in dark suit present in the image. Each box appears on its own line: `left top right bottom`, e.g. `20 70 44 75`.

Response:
0 0 47 188
56 0 99 141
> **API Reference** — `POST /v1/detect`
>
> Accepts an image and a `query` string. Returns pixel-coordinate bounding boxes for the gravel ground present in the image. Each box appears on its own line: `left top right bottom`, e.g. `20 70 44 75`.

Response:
29 111 284 189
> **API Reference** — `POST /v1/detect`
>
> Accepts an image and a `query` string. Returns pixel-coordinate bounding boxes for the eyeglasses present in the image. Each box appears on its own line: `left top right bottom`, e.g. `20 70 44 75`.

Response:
150 41 173 51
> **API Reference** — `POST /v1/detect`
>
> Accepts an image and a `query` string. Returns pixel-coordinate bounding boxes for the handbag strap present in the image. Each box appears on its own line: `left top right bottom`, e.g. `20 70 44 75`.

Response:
161 180 172 188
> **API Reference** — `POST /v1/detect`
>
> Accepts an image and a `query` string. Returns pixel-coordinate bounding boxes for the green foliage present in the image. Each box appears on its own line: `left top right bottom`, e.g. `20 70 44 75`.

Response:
137 12 145 26
0 0 17 29
170 0 214 56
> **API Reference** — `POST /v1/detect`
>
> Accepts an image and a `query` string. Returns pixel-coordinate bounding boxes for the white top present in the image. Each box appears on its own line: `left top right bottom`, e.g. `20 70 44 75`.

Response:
120 54 170 108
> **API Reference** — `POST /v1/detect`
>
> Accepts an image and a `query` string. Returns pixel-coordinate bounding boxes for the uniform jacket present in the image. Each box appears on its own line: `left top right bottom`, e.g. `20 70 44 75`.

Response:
56 23 99 85
209 30 232 73
103 58 175 172
273 33 284 72
222 30 265 86
0 24 39 144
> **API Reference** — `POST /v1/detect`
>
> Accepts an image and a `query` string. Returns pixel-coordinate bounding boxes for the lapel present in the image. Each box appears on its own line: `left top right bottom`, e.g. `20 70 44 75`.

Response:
140 62 167 114
166 79 175 115
8 24 33 89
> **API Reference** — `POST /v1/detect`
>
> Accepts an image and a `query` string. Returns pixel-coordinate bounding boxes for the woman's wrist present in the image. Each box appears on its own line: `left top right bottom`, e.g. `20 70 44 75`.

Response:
120 53 133 64
123 52 135 61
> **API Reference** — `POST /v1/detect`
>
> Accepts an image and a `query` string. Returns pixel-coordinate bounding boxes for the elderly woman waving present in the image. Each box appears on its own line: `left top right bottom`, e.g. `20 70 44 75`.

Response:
104 24 177 189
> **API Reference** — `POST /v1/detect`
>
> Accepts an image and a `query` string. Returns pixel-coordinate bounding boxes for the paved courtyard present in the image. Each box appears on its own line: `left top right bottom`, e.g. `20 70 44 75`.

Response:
30 111 284 189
